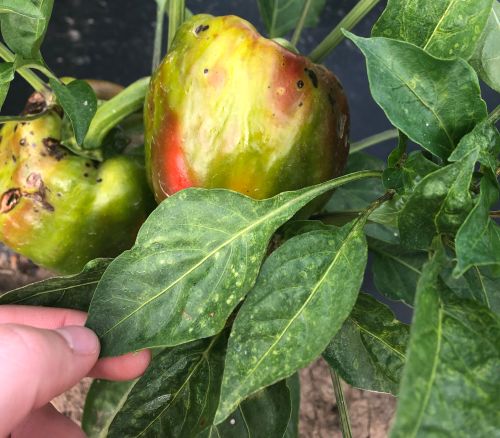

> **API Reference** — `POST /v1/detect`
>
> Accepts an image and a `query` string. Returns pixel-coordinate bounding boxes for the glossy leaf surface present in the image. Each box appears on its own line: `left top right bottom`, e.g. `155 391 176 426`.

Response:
346 32 487 160
324 293 409 395
86 172 379 357
215 221 367 423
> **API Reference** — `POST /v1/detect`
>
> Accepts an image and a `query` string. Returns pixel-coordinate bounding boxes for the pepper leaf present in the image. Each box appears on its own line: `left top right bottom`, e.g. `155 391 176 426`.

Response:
108 335 227 438
0 0 43 18
398 151 477 249
202 380 291 438
345 32 487 160
449 119 500 175
86 171 379 357
453 175 500 277
82 379 138 438
283 374 300 438
258 0 326 38
370 238 427 305
0 61 14 110
0 0 53 61
0 258 110 311
390 244 500 437
323 293 409 395
49 78 98 145
215 221 367 423
470 1 500 92
372 0 494 60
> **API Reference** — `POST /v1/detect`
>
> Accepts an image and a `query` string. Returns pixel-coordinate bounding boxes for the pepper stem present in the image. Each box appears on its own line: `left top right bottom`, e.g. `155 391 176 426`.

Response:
291 0 312 46
330 369 353 438
350 129 399 154
167 0 185 52
309 0 380 63
83 77 150 150
487 104 500 124
0 42 49 93
152 0 167 72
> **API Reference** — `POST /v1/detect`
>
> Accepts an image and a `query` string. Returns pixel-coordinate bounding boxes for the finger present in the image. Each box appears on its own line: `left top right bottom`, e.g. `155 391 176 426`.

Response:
0 305 87 328
90 349 152 380
0 324 99 435
12 404 85 438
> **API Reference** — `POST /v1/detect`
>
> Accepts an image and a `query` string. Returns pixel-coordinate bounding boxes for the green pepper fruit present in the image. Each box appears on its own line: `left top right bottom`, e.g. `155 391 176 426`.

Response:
144 14 350 202
0 92 155 274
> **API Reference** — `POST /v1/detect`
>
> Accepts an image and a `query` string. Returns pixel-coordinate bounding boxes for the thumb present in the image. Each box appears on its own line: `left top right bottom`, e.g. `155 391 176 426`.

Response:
0 323 100 435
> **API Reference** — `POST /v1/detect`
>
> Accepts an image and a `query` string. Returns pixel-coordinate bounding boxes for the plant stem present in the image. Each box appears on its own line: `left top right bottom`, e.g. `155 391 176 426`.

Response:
152 0 167 72
167 0 185 52
0 110 49 124
0 42 48 93
487 104 500 124
330 369 353 438
83 77 150 150
350 129 398 153
490 210 500 218
291 0 312 47
309 0 380 63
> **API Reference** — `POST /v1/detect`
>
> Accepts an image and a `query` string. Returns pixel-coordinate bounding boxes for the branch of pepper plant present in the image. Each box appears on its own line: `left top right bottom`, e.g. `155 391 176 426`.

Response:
330 368 353 438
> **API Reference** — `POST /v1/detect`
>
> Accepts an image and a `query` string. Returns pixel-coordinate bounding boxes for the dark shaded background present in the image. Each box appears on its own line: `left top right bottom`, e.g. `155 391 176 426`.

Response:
2 0 498 322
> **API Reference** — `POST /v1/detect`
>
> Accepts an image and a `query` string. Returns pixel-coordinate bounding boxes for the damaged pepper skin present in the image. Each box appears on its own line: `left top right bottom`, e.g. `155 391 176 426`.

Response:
0 100 154 274
144 14 350 202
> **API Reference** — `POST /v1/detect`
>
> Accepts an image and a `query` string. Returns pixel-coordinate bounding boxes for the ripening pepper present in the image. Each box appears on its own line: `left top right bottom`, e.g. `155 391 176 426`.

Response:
0 93 155 274
144 14 350 202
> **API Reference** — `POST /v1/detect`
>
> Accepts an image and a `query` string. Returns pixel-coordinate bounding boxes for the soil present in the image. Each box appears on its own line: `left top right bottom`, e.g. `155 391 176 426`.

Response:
0 246 396 437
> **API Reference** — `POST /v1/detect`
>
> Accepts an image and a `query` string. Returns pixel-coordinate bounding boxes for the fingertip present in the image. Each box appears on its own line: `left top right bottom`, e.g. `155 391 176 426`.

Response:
89 349 151 381
56 326 100 356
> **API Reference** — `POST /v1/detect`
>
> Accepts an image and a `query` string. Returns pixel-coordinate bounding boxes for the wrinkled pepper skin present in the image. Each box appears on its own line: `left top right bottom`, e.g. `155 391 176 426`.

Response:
145 14 350 202
0 101 154 274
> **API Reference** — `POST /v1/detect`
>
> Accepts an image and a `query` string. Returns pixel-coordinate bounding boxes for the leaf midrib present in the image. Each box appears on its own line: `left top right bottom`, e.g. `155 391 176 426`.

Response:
422 0 458 51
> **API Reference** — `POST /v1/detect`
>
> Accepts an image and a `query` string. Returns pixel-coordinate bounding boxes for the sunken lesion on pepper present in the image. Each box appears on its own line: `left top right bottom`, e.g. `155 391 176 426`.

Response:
0 188 21 214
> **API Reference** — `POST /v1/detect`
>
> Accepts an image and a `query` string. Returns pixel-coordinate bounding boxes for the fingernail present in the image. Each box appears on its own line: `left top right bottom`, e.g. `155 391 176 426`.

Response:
56 326 100 355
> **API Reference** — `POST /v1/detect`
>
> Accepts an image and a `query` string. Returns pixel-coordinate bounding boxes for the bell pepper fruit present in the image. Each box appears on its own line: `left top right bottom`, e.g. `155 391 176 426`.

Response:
144 14 350 202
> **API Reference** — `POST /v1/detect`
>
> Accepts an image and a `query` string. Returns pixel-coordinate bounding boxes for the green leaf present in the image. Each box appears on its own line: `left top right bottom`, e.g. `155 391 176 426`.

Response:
0 61 14 109
284 374 300 438
82 379 137 438
215 221 367 423
370 238 427 305
390 245 500 437
49 78 98 145
470 1 500 92
86 171 380 357
109 334 227 438
0 0 43 18
345 32 488 160
204 380 291 438
372 0 494 60
453 175 500 276
258 0 326 38
0 258 110 311
449 119 500 175
398 151 477 249
1 0 53 61
442 262 500 316
323 293 409 395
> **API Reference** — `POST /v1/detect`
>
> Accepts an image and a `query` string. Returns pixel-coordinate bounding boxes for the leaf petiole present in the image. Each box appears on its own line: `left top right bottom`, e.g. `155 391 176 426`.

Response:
167 0 185 52
350 129 399 154
291 0 312 46
487 104 500 124
0 42 48 93
330 369 353 438
152 0 168 72
309 0 380 63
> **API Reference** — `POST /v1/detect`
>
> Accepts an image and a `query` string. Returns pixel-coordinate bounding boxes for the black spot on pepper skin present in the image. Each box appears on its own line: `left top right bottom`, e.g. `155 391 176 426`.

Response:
13 124 18 132
29 131 34 136
304 68 318 88
194 24 209 34
299 102 303 107
203 68 209 74
85 162 91 167
42 138 66 161
19 138 26 146
297 80 304 89
11 155 16 163
83 173 89 177
96 178 103 183
0 188 22 213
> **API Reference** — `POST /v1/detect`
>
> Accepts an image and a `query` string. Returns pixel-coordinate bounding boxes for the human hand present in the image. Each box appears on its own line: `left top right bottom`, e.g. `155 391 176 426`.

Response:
0 305 151 437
